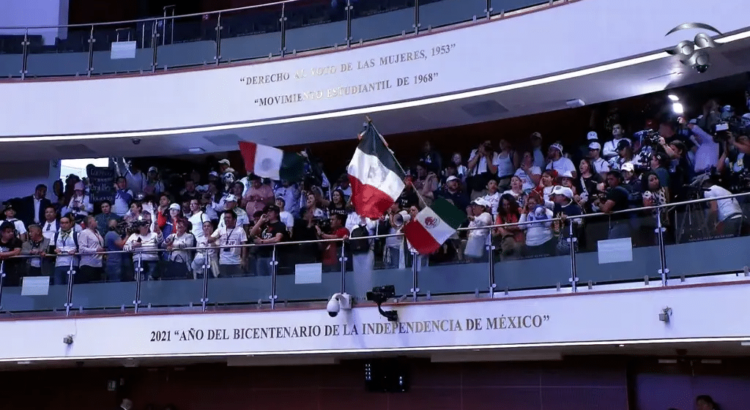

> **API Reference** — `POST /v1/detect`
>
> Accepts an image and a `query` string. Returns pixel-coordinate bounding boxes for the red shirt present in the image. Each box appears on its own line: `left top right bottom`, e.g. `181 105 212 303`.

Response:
322 227 349 266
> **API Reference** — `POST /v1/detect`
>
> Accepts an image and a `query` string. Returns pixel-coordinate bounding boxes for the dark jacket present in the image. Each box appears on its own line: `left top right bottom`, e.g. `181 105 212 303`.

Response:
18 195 52 228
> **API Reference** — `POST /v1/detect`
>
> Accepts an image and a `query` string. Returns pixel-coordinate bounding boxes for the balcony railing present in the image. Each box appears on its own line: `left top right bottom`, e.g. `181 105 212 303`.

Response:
1 190 749 317
0 0 555 79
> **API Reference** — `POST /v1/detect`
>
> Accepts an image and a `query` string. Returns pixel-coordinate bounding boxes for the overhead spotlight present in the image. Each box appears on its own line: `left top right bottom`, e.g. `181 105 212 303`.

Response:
671 103 684 114
668 94 679 102
366 285 398 322
326 293 352 318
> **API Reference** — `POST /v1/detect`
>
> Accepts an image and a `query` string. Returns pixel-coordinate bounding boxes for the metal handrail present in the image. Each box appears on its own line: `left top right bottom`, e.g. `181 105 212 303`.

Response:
5 189 748 259
0 0 297 31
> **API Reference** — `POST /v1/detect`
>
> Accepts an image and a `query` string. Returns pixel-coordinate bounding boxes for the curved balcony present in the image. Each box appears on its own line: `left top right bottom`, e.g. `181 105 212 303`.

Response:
0 0 545 79
2 191 749 317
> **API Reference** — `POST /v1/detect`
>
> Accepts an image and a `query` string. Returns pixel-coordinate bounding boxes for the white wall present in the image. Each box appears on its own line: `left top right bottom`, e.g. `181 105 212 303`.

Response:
0 0 69 44
1 0 749 138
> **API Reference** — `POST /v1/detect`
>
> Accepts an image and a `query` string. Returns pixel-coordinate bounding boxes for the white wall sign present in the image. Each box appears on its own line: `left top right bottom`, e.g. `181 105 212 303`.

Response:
1 281 749 362
0 0 749 137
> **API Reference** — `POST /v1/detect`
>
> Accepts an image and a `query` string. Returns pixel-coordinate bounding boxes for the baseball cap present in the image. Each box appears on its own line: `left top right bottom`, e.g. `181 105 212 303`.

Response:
218 159 231 166
224 194 238 203
263 204 280 214
148 166 158 173
208 171 219 177
471 198 490 208
169 203 181 211
620 162 635 173
3 203 14 212
446 176 459 183
587 131 598 141
550 143 564 154
588 142 601 150
559 171 574 179
552 185 574 199
530 132 542 140
616 140 630 151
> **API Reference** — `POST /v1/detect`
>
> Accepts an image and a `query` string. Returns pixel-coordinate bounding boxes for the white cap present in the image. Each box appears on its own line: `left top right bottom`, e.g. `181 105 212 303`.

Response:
446 176 459 183
472 198 490 208
148 166 158 173
560 171 574 179
587 131 598 141
169 203 181 211
552 185 574 199
588 142 601 150
621 162 635 173
218 159 231 166
224 194 238 203
550 143 564 154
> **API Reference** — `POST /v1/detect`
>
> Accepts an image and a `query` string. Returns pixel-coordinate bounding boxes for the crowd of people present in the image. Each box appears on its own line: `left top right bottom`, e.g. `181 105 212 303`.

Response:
1 99 749 288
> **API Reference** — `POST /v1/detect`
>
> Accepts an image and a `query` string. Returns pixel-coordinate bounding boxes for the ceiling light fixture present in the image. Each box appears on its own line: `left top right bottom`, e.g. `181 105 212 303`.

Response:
668 94 679 101
1 28 749 144
188 147 205 154
672 103 684 114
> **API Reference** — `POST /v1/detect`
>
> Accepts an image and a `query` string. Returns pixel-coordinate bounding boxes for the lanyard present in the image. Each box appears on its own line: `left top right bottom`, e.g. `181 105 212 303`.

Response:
224 228 235 246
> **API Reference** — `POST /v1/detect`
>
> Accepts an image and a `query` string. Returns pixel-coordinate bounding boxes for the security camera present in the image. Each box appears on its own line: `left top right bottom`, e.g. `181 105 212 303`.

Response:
131 138 141 145
659 307 672 323
326 293 352 318
694 64 710 74
63 335 74 345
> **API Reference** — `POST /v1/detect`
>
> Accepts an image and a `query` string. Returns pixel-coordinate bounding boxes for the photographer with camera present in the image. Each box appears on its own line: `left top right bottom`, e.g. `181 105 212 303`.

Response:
679 117 720 176
717 130 750 197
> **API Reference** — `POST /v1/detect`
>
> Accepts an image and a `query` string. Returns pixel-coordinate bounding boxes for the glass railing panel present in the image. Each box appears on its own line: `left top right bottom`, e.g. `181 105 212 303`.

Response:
419 0 487 30
493 216 572 291
157 15 217 69
0 34 24 78
284 0 348 53
129 250 203 309
90 22 157 76
490 0 549 16
350 0 416 43
1 256 71 313
665 198 750 278
203 245 271 308
26 27 89 78
219 4 283 63
575 208 663 286
71 250 136 311
275 241 345 303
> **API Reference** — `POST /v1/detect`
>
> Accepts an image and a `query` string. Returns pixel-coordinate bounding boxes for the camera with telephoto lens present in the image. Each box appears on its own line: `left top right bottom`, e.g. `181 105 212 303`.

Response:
634 129 660 147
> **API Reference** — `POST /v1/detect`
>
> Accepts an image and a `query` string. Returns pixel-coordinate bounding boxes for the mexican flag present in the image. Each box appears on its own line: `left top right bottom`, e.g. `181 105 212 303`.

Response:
347 123 405 219
403 198 466 255
239 141 305 181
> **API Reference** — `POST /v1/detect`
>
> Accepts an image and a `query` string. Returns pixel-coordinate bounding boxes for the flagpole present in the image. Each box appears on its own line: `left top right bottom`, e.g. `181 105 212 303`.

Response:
365 116 430 209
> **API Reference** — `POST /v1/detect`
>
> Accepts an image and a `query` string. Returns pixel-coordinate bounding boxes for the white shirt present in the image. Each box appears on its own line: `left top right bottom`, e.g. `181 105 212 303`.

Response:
705 185 742 222
113 189 133 217
6 218 27 236
495 152 515 177
33 197 41 224
545 157 576 176
514 166 541 191
188 211 209 241
691 125 719 173
468 149 501 175
279 211 294 231
166 232 196 266
212 225 247 265
124 232 163 262
592 157 610 174
519 207 554 246
482 192 501 217
54 229 78 267
77 228 104 267
468 212 493 238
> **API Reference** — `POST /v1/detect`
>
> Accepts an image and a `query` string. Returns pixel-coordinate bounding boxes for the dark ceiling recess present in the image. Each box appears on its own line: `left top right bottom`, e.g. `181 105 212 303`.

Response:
460 100 509 117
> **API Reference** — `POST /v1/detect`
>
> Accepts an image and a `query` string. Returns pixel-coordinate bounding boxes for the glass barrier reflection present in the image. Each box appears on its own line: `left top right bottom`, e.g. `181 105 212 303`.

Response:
219 3 284 63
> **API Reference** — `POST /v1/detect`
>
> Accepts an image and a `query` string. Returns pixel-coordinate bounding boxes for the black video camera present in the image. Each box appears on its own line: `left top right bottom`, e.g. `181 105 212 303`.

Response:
366 285 396 304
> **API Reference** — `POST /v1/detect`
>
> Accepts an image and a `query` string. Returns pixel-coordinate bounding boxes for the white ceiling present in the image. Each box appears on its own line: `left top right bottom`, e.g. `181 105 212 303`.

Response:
4 35 750 163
